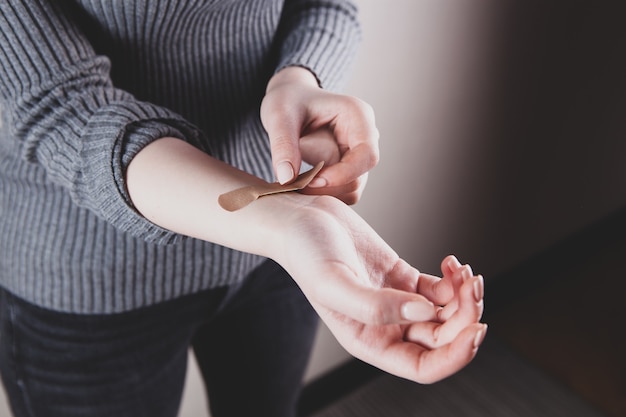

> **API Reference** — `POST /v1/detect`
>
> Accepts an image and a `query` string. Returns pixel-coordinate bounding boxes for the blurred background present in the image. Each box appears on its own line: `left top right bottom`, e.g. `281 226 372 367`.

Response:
349 0 626 290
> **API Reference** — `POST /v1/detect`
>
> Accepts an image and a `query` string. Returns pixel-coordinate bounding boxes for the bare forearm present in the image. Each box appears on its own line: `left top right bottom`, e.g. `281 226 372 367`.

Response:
125 66 347 259
125 137 303 258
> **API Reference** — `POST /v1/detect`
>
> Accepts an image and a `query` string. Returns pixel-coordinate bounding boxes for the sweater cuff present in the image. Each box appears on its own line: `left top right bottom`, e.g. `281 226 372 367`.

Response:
275 1 362 92
76 101 206 245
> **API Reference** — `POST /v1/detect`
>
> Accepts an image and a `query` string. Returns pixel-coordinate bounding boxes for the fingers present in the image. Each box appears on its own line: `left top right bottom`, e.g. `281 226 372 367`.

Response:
369 254 482 329
404 323 488 384
441 254 462 276
305 95 379 188
261 67 319 184
415 273 455 306
310 266 438 325
441 255 465 300
437 262 473 321
309 255 487 385
404 274 485 349
300 174 367 205
298 127 360 199
260 91 304 184
353 287 440 325
311 253 487 386
437 267 477 322
351 322 487 385
311 142 379 190
262 75 379 188
291 128 368 204
264 125 302 185
413 255 463 306
299 128 341 167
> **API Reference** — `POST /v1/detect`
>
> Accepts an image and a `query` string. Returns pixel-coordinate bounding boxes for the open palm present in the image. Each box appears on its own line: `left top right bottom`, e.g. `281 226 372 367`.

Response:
276 195 487 384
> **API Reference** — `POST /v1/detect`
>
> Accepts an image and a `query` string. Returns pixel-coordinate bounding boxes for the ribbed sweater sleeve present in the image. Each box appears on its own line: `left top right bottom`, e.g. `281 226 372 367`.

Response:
0 0 365 313
0 0 203 244
275 0 361 91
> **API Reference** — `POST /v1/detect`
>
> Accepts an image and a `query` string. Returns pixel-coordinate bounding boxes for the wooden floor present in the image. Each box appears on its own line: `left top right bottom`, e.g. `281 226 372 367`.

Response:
311 335 607 417
486 212 626 417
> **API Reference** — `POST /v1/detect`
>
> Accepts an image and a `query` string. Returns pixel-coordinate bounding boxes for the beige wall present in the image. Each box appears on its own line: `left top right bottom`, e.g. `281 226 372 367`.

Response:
351 0 626 277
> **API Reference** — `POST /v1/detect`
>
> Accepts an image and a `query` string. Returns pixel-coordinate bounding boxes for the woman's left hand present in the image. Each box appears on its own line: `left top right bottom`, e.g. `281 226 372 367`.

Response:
275 195 487 384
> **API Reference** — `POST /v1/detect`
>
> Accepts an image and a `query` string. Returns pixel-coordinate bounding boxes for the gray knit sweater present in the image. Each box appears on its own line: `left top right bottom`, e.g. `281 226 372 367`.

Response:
0 0 360 313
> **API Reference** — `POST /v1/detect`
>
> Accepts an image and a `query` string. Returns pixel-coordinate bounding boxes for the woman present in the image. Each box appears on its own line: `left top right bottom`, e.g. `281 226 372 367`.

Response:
0 1 486 416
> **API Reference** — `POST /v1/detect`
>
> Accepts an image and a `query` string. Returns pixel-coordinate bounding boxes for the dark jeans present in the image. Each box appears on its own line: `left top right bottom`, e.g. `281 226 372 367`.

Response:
0 260 319 417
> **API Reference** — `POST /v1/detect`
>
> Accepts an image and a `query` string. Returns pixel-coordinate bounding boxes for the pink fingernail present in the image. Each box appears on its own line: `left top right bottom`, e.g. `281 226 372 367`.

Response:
461 265 472 281
401 301 435 322
308 177 328 188
473 324 488 348
447 256 461 270
276 162 294 184
473 275 484 302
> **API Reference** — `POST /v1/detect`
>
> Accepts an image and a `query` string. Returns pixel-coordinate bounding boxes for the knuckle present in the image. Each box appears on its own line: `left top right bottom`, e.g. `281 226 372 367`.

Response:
340 95 376 123
348 95 374 116
368 146 381 168
271 134 293 146
353 143 379 171
271 135 297 155
432 324 443 347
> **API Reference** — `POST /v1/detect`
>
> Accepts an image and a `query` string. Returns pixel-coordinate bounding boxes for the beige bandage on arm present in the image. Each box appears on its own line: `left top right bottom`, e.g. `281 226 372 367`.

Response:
218 162 324 211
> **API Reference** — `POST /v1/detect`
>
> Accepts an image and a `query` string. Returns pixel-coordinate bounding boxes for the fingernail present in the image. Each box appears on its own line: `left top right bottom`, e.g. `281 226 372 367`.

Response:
401 301 435 322
447 256 461 270
308 176 328 188
473 324 488 348
276 162 294 184
461 265 472 281
473 275 484 302
435 306 445 322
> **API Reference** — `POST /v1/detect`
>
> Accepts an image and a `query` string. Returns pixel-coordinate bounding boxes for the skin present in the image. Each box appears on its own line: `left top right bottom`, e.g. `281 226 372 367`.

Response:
261 67 377 203
126 66 487 384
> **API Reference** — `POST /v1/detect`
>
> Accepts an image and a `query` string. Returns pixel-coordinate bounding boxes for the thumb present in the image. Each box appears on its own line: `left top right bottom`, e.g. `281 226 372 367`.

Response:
261 103 303 185
312 279 438 325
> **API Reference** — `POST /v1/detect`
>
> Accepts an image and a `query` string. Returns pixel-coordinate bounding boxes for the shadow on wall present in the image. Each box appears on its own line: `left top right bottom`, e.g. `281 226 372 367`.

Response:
350 0 626 279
